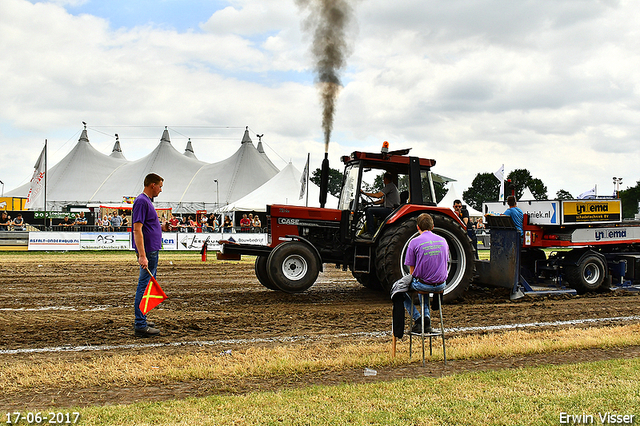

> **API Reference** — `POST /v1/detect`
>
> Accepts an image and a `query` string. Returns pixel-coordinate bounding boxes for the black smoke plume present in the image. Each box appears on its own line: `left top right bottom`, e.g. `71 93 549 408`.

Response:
296 0 355 153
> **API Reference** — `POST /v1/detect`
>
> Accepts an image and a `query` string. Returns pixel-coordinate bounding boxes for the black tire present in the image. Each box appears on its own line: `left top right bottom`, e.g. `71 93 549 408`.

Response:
352 271 383 290
266 241 319 293
375 214 474 303
255 256 279 291
565 254 606 294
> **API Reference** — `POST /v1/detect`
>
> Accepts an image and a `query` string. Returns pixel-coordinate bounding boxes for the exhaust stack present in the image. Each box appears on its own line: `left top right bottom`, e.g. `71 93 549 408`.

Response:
319 153 329 208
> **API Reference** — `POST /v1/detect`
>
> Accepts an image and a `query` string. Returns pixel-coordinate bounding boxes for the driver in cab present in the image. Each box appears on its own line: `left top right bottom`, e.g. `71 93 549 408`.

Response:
360 172 400 238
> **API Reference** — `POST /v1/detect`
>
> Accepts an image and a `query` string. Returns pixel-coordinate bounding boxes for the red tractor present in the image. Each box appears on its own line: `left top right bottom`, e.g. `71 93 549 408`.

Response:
222 145 475 303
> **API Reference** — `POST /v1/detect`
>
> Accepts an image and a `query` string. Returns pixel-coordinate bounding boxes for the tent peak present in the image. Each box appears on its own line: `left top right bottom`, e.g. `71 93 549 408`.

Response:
110 134 126 160
161 126 171 144
256 133 265 153
184 138 198 159
185 138 194 153
241 126 252 144
112 134 122 153
79 127 89 143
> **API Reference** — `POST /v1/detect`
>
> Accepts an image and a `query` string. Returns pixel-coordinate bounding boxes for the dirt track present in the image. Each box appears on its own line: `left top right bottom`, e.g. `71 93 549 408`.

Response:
1 252 639 409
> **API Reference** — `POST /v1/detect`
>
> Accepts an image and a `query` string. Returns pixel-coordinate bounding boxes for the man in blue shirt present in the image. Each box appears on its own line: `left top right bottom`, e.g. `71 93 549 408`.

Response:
132 173 166 337
504 195 524 237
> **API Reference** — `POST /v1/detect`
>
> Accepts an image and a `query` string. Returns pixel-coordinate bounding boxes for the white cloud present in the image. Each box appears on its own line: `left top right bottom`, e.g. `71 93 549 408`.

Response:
2 0 640 200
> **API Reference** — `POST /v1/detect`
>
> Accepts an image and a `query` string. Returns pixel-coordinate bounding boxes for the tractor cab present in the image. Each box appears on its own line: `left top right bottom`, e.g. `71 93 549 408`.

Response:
338 144 438 239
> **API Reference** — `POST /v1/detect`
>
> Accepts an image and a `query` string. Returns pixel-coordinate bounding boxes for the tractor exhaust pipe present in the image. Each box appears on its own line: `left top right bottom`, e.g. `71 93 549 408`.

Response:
319 153 329 208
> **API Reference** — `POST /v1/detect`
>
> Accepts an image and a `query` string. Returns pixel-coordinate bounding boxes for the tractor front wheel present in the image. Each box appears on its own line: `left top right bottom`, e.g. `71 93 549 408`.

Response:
255 256 279 291
266 242 319 293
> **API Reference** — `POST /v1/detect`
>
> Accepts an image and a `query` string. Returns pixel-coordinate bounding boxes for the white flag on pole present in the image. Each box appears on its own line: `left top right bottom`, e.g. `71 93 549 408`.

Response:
577 187 596 199
494 164 505 201
25 145 46 209
299 154 309 200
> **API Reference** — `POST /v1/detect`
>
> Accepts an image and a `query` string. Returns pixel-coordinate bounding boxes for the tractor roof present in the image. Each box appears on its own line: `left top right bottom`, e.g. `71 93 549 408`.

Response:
341 150 436 168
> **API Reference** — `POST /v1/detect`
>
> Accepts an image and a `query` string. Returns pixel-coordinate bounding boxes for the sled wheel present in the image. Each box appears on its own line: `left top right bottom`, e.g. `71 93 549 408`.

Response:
566 254 606 294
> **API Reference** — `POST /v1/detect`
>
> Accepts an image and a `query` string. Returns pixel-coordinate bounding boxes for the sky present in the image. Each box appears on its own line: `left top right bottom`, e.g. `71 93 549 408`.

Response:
1 0 640 201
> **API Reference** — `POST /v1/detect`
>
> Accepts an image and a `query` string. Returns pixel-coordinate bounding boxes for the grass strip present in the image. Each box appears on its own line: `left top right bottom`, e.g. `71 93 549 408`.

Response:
1 323 639 394
77 357 640 425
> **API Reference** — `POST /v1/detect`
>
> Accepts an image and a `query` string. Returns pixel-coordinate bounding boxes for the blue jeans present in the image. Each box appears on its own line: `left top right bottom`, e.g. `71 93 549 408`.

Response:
365 206 393 234
134 250 159 329
403 278 446 321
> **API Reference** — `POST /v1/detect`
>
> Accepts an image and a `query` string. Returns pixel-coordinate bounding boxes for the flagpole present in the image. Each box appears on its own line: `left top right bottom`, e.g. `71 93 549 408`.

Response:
44 139 48 229
305 153 310 207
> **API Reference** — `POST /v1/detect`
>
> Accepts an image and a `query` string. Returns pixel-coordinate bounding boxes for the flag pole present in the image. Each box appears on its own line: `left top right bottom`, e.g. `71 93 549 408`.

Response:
44 139 48 228
305 153 310 207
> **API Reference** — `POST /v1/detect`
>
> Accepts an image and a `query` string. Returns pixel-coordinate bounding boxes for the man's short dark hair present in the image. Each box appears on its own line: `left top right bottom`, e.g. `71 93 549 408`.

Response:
453 199 462 205
383 172 393 181
507 195 516 207
144 173 164 187
416 213 434 231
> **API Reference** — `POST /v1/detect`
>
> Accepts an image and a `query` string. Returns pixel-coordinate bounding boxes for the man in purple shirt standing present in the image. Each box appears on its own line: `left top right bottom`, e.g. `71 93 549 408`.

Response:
404 213 449 333
132 173 166 337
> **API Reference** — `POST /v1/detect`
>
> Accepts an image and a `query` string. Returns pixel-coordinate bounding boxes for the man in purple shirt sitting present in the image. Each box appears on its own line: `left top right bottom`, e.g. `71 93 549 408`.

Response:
403 213 449 333
132 173 167 337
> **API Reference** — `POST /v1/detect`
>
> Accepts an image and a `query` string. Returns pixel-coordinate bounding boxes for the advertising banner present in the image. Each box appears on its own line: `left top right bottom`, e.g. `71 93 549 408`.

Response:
161 233 179 250
28 232 81 250
176 233 268 251
571 226 640 244
80 232 130 250
483 200 560 225
562 200 621 224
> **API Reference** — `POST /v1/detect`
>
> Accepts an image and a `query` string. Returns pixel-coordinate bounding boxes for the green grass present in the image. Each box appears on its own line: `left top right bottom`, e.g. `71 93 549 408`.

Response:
73 357 640 425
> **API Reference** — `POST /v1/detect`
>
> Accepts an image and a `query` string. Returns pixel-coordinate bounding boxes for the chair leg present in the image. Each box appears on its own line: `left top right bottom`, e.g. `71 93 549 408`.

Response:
421 293 426 367
437 293 446 365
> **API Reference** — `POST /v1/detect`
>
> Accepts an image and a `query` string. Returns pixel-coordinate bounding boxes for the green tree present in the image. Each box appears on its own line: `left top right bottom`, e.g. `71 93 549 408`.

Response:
505 169 548 200
556 189 573 200
310 167 343 198
462 173 500 211
619 181 640 219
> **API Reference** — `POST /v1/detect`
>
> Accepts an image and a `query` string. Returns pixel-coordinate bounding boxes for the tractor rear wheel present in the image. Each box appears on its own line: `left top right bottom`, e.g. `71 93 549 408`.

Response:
266 241 319 293
375 214 474 303
352 271 383 291
255 256 279 291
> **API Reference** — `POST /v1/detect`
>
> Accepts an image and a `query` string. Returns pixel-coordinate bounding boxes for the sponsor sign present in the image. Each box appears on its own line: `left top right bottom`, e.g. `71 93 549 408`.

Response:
562 200 621 224
28 232 81 250
161 233 178 250
571 226 640 244
177 233 268 251
483 201 559 225
80 232 130 250
33 211 73 219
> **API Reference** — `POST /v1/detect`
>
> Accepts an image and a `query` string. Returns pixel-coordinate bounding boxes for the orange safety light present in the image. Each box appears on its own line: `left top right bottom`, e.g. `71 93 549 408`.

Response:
381 141 389 153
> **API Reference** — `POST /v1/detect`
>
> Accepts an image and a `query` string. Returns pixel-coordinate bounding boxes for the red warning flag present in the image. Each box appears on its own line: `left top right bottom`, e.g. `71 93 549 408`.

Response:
139 270 168 315
201 241 207 262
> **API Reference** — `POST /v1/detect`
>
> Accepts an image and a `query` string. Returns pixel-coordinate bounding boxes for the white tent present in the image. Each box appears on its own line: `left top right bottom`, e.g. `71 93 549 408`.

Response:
7 127 281 213
520 187 536 200
88 127 208 208
218 162 338 213
7 127 127 210
179 128 280 208
437 183 483 217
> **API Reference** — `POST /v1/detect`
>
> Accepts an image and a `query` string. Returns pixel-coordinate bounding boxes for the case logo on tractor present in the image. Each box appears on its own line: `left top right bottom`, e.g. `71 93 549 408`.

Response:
278 218 300 225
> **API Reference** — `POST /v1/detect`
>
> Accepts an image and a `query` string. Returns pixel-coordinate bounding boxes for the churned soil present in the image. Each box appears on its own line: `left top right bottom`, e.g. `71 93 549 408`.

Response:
0 252 639 409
